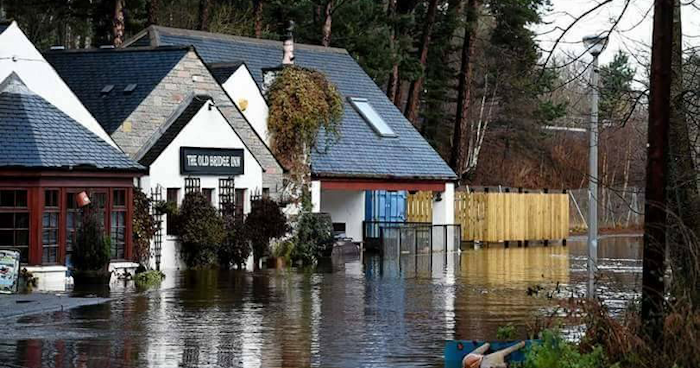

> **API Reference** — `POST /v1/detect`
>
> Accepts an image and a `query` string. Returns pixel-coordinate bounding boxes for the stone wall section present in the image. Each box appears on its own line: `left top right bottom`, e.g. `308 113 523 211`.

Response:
111 50 284 197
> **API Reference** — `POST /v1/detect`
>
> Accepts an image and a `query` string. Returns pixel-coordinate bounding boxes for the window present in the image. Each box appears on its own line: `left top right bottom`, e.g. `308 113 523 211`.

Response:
0 190 29 263
110 189 127 259
66 192 80 254
348 97 396 137
166 188 179 235
42 190 60 264
203 188 214 204
235 189 245 218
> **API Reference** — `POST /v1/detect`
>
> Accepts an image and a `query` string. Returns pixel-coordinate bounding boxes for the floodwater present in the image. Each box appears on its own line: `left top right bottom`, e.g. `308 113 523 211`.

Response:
1 235 642 368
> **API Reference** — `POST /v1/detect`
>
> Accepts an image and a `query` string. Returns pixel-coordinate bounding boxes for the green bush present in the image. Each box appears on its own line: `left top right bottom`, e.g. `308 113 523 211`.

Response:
72 205 111 271
292 211 333 266
245 197 288 267
497 324 517 340
134 269 165 289
178 192 225 267
219 210 250 269
524 330 608 368
132 191 158 267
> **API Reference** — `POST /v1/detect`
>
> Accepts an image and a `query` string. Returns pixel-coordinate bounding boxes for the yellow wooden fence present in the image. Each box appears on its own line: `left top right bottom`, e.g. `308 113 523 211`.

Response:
407 191 569 242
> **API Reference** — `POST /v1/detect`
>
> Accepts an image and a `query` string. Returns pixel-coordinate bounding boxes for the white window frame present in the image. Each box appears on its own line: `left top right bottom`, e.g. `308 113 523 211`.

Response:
349 97 397 138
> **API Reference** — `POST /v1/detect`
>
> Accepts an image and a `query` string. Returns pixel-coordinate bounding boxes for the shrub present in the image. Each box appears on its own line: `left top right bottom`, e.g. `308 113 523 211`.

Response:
219 210 250 269
524 330 608 368
292 211 333 266
132 191 158 267
178 192 225 267
72 205 111 271
134 269 165 289
245 197 288 267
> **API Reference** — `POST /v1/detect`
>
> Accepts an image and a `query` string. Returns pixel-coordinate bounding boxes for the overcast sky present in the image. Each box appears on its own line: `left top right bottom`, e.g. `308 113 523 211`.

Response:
535 0 700 69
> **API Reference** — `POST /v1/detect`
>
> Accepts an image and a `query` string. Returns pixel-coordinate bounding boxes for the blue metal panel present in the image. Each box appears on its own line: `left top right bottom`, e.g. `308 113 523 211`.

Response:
364 190 406 222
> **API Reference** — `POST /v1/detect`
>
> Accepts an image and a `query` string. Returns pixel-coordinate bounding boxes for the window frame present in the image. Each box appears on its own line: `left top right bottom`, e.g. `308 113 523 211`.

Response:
0 189 30 263
41 189 60 265
348 97 397 138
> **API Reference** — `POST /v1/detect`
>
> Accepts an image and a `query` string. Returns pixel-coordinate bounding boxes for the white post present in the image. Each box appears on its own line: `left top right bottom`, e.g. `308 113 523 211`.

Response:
310 180 321 213
432 183 455 251
588 53 600 299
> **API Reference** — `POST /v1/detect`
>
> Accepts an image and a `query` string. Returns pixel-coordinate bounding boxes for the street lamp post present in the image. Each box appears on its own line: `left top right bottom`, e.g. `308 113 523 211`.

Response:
583 35 607 299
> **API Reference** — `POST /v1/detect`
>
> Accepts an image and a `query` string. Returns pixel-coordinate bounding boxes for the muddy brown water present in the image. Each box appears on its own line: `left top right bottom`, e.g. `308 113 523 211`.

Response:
0 235 641 368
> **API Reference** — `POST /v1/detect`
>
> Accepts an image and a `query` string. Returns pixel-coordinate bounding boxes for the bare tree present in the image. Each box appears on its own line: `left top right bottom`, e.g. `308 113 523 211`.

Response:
642 0 673 341
386 0 400 103
404 0 439 123
321 0 333 46
112 0 125 46
198 0 210 31
450 0 480 177
254 0 264 38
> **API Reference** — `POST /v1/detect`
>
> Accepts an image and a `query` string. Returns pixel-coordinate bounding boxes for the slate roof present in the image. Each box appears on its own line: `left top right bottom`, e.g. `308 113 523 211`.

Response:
208 61 245 84
44 46 190 134
126 26 457 181
136 94 208 166
0 73 145 172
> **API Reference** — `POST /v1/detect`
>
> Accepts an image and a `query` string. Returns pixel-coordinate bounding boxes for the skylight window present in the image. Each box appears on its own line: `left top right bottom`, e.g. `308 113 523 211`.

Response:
349 97 396 138
100 85 114 94
124 84 138 93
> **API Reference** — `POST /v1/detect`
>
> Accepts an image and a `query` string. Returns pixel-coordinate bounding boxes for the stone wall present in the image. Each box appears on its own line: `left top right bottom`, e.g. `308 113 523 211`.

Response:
111 50 284 197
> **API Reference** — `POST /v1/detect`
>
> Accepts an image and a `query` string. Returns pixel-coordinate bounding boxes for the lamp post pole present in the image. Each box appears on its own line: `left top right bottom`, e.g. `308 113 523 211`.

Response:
588 53 599 299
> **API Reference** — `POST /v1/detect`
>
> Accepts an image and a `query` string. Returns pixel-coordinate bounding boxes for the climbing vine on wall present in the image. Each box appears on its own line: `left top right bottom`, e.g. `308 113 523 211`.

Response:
267 65 343 191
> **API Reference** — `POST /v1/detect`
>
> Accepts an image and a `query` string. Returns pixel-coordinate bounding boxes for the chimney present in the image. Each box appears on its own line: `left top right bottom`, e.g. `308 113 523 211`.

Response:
282 20 295 65
263 21 295 95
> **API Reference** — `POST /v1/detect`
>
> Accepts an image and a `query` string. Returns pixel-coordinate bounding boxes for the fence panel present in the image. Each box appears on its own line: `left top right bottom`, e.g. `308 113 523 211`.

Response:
407 191 569 242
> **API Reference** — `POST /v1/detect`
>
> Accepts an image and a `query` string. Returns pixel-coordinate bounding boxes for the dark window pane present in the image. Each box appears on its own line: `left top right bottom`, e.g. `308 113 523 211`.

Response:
0 213 13 228
15 213 28 228
0 190 14 207
113 189 126 207
18 247 28 263
167 188 179 203
45 190 58 207
15 190 27 207
0 230 12 245
67 193 76 209
92 193 107 208
15 230 28 245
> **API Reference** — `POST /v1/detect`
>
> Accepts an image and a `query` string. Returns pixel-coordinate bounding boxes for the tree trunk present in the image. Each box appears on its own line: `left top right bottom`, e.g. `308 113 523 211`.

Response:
147 0 159 26
449 0 479 176
403 0 439 123
253 0 263 38
112 0 125 47
666 0 700 304
642 0 674 341
197 0 210 31
321 1 333 47
386 0 400 103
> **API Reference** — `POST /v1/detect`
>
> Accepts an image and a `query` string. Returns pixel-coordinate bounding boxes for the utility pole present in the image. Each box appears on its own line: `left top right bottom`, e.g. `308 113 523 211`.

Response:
642 0 673 340
583 35 607 298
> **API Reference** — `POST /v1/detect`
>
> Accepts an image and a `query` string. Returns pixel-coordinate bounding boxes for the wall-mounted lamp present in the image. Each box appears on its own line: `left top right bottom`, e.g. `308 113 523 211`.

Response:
433 192 442 202
76 191 91 207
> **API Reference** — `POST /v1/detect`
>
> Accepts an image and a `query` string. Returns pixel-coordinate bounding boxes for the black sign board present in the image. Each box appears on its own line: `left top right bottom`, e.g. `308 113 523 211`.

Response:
180 147 244 175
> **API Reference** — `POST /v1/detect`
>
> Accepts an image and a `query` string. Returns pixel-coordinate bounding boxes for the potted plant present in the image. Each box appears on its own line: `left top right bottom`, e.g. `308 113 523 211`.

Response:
71 205 112 285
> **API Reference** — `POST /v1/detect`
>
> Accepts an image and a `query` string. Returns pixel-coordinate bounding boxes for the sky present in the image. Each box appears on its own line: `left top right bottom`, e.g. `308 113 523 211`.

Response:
535 0 700 69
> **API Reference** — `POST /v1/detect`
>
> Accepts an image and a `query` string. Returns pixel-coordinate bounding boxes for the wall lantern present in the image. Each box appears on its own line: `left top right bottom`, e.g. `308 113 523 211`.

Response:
76 191 91 207
433 191 442 202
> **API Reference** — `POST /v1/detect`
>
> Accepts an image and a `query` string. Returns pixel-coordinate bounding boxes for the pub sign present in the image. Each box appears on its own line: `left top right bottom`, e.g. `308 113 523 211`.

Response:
180 147 244 175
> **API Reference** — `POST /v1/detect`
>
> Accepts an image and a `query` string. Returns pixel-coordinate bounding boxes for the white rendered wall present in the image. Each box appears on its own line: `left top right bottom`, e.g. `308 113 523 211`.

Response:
432 182 456 252
311 180 322 213
0 22 118 148
143 102 264 270
320 190 365 242
222 65 270 146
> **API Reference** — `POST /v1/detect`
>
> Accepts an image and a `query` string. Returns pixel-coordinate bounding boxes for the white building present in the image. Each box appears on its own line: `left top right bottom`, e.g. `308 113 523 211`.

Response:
136 95 264 269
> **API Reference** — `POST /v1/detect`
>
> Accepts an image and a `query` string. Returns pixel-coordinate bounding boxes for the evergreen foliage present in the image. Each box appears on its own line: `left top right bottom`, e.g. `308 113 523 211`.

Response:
292 209 333 266
178 191 225 267
219 209 251 269
244 196 288 267
599 51 636 123
132 190 158 267
266 65 343 186
72 205 111 271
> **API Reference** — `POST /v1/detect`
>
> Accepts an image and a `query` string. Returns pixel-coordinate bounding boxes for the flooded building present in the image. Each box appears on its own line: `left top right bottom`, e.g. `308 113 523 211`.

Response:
124 26 459 250
45 47 267 270
0 22 145 290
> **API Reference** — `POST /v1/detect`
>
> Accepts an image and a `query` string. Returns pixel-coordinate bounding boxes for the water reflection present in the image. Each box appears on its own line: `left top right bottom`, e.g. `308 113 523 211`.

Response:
0 236 642 368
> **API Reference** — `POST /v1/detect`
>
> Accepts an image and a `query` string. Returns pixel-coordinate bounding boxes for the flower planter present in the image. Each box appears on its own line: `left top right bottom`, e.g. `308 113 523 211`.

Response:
72 270 112 285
